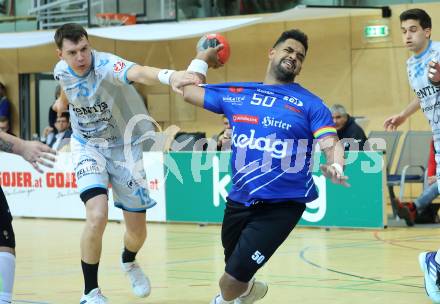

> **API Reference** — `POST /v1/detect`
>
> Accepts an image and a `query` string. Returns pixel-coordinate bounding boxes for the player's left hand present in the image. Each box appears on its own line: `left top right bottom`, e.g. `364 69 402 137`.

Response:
320 164 350 187
170 71 204 94
428 60 440 85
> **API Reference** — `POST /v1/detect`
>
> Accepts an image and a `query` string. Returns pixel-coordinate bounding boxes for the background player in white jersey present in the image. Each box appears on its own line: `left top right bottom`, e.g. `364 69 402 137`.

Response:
182 29 348 304
52 23 197 303
383 8 440 303
0 131 55 303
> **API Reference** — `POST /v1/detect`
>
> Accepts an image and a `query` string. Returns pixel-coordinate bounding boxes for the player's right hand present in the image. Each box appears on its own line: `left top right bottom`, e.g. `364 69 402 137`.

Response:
383 114 405 131
18 140 56 173
196 45 224 69
320 164 350 187
170 71 204 94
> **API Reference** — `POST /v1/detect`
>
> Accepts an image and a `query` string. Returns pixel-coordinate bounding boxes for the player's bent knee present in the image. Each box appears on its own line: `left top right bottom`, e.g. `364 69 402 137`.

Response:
86 206 108 226
80 187 107 204
226 261 259 283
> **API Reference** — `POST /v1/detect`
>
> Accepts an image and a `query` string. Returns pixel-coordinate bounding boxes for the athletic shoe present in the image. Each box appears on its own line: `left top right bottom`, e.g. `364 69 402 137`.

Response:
235 280 268 304
419 251 440 303
121 260 151 297
79 288 108 304
397 201 417 226
210 295 221 304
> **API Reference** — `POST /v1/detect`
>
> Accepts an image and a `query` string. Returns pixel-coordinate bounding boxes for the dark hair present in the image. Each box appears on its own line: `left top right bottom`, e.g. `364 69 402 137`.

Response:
400 8 432 29
0 82 5 95
59 111 70 121
273 29 308 54
0 115 9 123
54 23 88 49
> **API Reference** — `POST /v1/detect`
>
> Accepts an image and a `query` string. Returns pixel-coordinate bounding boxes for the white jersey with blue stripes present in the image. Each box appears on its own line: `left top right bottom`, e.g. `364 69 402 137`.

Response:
407 40 440 188
54 50 154 147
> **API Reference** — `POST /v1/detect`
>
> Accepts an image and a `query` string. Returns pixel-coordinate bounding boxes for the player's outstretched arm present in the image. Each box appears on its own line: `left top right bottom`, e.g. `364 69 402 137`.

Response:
0 131 56 173
126 65 202 95
126 65 163 87
383 97 420 131
318 135 350 187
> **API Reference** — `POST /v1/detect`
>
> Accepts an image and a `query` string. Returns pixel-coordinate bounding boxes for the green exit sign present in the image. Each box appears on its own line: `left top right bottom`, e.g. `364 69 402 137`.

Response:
364 25 389 38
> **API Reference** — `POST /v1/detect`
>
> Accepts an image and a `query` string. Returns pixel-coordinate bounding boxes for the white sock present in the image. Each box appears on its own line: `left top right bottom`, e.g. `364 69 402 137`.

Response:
240 278 255 297
0 252 15 303
215 294 233 304
436 250 440 265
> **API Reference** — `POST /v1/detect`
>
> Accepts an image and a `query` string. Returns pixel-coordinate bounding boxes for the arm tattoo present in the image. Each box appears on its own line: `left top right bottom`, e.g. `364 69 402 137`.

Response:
0 138 13 153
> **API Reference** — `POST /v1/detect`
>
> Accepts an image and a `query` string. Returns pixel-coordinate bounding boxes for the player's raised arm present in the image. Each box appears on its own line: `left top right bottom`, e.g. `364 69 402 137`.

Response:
126 65 202 95
182 45 224 108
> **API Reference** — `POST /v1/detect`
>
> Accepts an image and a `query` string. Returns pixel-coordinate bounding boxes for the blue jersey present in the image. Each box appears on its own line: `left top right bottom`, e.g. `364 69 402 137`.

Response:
204 82 337 205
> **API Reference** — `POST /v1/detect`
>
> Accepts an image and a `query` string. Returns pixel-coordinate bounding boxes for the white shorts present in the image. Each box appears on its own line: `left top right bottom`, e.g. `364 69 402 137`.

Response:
71 136 156 211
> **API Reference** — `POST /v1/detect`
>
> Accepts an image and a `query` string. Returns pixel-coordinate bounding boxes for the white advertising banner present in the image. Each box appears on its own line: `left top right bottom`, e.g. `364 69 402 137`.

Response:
0 152 166 221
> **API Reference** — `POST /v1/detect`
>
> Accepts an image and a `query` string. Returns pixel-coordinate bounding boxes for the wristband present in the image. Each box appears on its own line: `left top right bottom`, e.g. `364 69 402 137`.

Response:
187 59 208 76
330 163 344 175
158 69 176 85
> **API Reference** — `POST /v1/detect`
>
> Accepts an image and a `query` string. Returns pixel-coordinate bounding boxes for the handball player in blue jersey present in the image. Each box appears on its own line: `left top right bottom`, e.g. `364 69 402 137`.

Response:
182 29 349 304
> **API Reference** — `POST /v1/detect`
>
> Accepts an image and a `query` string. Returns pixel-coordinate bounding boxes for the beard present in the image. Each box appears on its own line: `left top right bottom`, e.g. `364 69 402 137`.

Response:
271 60 296 83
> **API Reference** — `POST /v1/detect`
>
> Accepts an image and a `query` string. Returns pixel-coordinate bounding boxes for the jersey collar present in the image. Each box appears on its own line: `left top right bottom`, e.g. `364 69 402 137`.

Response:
414 40 432 59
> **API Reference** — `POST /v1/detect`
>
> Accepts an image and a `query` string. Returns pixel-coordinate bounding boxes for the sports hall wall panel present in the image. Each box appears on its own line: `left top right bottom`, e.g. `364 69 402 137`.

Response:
17 44 57 73
226 23 285 82
89 36 116 54
0 49 19 135
286 17 352 114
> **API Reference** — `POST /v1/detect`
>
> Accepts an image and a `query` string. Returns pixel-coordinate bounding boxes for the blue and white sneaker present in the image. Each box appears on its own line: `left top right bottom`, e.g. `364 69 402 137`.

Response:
121 260 151 297
419 252 440 303
80 288 108 304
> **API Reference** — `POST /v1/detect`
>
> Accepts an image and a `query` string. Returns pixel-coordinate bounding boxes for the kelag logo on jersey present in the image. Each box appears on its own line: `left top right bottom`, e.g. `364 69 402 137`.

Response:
231 127 287 158
113 60 126 73
233 114 258 124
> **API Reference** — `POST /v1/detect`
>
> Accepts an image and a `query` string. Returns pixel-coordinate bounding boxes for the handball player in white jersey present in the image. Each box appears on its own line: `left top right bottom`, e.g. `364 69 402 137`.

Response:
52 23 195 303
383 8 440 303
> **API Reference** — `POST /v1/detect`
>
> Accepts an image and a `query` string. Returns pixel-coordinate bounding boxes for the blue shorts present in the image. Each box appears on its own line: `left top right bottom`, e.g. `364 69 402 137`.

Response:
71 137 156 212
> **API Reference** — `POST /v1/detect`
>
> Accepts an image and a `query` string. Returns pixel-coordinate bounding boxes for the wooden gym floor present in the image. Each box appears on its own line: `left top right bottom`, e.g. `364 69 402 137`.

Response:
11 218 437 303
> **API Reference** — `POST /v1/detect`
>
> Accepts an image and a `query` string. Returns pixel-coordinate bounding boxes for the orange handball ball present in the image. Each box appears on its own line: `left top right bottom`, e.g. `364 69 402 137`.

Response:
196 33 231 64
